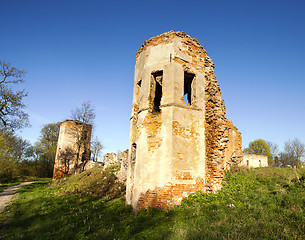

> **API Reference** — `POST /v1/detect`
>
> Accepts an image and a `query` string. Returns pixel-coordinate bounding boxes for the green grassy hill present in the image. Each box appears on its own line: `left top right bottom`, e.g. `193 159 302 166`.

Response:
1 166 305 240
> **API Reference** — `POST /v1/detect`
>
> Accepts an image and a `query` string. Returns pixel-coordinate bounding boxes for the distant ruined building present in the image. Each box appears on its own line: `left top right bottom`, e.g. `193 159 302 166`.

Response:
126 31 243 211
53 120 95 179
241 154 268 168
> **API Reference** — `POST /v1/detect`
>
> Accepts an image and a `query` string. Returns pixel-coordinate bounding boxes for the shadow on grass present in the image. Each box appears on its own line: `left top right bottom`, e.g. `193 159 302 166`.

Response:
0 183 177 240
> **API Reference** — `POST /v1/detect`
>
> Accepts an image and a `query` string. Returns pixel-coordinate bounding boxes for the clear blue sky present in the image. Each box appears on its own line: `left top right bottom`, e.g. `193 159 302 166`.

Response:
1 0 304 155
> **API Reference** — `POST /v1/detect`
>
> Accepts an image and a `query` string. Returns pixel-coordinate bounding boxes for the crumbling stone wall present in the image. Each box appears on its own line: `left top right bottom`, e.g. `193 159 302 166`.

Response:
117 149 129 181
127 31 243 211
224 120 243 170
103 152 119 168
103 150 129 182
53 120 93 179
204 75 243 192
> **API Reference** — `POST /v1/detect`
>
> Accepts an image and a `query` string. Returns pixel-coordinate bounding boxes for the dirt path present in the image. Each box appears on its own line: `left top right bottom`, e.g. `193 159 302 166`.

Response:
0 182 36 213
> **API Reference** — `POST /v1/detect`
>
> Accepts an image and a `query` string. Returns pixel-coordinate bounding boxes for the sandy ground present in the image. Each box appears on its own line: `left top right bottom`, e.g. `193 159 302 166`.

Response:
0 182 36 213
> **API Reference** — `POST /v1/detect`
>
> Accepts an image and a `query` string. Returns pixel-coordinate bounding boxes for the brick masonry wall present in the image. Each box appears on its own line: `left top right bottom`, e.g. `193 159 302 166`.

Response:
129 31 243 210
136 173 205 211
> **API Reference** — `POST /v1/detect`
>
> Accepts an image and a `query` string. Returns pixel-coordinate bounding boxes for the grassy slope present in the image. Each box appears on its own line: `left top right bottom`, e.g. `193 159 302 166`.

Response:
1 166 305 240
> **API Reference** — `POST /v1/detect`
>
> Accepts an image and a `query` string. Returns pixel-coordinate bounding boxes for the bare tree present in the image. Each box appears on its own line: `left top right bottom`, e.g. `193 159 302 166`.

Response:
70 101 96 126
69 101 96 169
279 152 290 167
283 138 305 168
266 141 279 157
0 60 29 130
91 137 103 162
266 141 279 166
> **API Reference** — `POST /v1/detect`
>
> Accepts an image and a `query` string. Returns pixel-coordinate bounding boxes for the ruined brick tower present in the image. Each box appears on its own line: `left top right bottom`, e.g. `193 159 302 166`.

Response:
127 31 243 211
53 120 92 179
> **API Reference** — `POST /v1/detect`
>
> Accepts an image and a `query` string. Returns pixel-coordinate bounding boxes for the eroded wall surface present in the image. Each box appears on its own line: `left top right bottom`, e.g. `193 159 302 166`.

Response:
53 120 92 179
127 31 243 211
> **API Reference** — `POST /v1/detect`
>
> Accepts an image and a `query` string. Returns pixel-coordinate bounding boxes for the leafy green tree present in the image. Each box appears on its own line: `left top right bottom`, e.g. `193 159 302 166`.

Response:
34 122 60 177
0 60 29 130
274 156 280 167
0 128 33 182
244 139 273 165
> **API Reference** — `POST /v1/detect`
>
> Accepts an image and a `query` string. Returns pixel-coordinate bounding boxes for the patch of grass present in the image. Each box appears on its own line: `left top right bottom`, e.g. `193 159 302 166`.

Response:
1 167 305 239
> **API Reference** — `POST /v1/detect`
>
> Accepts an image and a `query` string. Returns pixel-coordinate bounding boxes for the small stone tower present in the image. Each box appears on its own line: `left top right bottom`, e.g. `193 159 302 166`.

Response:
127 31 242 211
53 120 92 179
